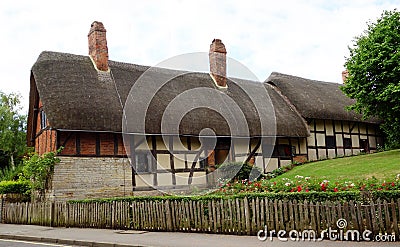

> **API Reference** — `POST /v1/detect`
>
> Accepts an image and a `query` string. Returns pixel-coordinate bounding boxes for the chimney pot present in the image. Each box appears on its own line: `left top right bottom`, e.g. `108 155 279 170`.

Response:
209 39 227 87
342 70 348 83
88 21 109 71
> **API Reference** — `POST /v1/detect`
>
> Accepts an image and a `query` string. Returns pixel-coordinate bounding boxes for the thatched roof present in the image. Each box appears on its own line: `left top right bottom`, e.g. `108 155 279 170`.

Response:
29 51 309 138
266 72 380 124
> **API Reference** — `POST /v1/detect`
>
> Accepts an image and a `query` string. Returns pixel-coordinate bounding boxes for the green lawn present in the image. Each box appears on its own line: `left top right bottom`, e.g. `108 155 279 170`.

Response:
273 150 400 182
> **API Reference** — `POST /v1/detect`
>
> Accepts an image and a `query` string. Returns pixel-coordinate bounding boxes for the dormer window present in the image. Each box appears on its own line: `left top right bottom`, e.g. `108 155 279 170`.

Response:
40 110 47 129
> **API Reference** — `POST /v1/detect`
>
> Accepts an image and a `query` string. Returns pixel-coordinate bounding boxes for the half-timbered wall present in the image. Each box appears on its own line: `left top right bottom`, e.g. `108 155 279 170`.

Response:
263 137 308 172
131 136 214 190
306 119 382 161
261 119 383 170
33 118 383 196
130 135 268 190
33 100 57 155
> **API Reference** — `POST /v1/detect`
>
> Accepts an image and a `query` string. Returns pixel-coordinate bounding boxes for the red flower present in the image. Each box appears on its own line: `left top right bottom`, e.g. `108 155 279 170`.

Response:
334 187 338 192
297 186 302 192
305 189 309 192
392 182 395 187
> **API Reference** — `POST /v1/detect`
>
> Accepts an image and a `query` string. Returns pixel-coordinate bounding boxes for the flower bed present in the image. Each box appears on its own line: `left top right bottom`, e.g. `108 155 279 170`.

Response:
214 174 400 195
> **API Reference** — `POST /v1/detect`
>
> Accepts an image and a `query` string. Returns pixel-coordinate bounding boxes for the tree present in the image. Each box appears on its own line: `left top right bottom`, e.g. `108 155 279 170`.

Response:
341 9 400 147
0 92 27 169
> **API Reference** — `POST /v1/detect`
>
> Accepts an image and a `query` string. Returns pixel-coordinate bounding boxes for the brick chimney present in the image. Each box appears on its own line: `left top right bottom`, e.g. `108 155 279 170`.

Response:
209 39 227 87
342 70 348 83
88 21 109 71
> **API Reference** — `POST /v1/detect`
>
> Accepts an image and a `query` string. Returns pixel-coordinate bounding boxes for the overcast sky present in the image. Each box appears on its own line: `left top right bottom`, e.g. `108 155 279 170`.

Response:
0 0 398 112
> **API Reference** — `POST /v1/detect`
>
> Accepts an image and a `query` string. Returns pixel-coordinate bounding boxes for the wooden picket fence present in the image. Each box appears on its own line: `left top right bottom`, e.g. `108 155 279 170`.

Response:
1 198 400 238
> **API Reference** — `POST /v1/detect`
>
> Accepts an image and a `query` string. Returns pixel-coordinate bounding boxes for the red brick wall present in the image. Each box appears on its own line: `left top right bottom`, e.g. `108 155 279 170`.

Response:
34 100 57 155
117 135 126 156
35 130 57 155
99 133 114 155
58 131 126 157
80 133 96 155
58 132 77 155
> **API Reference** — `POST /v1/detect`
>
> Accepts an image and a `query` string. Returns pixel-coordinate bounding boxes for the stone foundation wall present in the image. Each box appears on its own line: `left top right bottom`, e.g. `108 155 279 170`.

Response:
47 156 132 201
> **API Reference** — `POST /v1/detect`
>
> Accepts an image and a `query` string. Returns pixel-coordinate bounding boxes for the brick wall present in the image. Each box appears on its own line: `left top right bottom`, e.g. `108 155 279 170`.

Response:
79 132 97 155
34 129 57 155
58 131 126 156
33 99 57 155
47 156 132 201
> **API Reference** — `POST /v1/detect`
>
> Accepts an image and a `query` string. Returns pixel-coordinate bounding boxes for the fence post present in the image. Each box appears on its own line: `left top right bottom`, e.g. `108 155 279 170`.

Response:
243 197 250 235
50 202 55 227
0 195 3 223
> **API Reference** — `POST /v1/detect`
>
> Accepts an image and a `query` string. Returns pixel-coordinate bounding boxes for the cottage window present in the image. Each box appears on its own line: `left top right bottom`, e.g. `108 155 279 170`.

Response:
344 138 352 149
273 144 293 158
40 111 47 129
325 136 336 149
135 152 153 173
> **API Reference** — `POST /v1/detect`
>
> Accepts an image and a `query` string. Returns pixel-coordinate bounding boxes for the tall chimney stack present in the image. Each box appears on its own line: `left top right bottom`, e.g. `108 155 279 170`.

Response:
342 70 348 83
209 39 227 87
88 21 109 71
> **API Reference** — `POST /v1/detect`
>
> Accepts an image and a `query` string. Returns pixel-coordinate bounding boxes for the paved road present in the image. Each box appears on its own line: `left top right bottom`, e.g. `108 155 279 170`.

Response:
0 224 399 247
0 239 76 247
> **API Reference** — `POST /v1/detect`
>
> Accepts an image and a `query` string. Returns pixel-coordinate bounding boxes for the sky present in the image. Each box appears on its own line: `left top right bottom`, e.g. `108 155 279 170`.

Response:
0 0 399 113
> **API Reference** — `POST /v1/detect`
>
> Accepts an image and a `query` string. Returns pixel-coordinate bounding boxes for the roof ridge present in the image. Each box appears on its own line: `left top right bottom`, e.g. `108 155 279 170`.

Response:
267 71 342 85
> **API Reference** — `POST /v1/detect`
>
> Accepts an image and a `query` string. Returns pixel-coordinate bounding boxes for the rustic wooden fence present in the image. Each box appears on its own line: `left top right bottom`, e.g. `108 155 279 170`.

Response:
1 198 399 238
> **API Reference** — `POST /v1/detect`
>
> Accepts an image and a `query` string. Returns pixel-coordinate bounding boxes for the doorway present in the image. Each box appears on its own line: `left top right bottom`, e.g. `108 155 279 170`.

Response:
360 139 370 153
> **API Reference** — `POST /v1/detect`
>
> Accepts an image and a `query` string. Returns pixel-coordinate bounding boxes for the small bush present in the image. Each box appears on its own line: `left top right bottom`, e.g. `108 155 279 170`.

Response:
21 151 60 193
0 180 31 195
216 162 262 182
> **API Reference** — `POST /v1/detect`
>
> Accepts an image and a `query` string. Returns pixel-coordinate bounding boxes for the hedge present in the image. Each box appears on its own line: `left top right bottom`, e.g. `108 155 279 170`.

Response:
68 190 400 204
0 180 31 195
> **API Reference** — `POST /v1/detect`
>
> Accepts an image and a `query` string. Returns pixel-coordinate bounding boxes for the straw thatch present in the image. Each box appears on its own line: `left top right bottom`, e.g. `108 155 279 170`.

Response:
29 51 309 138
266 72 380 124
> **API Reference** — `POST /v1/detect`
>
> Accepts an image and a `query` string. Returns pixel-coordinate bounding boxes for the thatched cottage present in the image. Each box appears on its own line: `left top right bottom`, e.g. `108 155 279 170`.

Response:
27 22 382 200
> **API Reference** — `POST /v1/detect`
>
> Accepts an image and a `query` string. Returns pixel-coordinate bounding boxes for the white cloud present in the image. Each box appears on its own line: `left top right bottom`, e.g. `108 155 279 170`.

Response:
0 0 398 112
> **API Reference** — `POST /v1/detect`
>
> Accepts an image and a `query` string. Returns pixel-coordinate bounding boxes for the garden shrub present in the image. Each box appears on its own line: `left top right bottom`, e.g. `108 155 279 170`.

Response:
0 180 30 195
216 162 262 182
20 150 60 199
